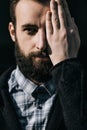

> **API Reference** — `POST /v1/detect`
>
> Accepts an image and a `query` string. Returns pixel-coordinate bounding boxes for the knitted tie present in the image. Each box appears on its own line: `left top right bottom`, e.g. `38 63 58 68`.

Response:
32 86 51 109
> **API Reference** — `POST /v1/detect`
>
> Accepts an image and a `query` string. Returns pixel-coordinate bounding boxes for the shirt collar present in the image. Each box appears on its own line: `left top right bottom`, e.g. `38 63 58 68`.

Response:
8 66 57 96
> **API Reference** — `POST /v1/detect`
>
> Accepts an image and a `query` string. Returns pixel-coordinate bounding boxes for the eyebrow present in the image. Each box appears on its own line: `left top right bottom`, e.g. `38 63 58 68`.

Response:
22 23 38 30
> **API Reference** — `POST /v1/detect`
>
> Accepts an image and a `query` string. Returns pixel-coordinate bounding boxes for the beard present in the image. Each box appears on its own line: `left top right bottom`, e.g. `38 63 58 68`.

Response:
15 43 53 84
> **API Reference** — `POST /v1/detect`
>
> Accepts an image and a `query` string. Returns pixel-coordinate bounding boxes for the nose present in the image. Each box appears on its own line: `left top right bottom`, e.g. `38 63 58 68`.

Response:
36 29 47 51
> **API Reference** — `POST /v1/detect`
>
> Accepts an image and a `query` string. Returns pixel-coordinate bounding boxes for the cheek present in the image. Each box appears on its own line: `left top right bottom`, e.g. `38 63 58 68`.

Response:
16 36 36 56
15 28 36 56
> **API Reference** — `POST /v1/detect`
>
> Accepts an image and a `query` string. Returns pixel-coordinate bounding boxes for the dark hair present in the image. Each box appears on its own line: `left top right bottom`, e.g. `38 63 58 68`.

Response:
9 0 50 25
9 0 20 25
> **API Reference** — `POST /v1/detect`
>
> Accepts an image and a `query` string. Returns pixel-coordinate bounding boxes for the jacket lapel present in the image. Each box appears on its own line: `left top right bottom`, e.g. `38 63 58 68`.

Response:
0 67 22 130
0 67 66 130
0 88 22 130
46 94 67 130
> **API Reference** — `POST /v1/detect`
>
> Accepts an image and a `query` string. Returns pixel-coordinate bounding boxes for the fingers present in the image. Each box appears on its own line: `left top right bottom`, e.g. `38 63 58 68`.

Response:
46 11 53 35
62 0 73 26
56 0 67 29
50 0 60 31
46 0 72 35
50 0 67 31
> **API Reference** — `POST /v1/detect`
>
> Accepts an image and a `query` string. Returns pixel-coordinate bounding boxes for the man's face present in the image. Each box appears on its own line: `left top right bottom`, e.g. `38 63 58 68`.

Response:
9 0 53 84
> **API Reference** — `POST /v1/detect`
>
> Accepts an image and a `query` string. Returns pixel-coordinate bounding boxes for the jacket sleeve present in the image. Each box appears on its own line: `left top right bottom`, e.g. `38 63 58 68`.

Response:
51 58 87 130
0 112 9 130
0 94 9 130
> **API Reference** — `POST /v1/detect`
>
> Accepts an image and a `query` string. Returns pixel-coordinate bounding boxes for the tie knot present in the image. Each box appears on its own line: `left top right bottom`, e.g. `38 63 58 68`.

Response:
32 86 51 103
32 86 48 99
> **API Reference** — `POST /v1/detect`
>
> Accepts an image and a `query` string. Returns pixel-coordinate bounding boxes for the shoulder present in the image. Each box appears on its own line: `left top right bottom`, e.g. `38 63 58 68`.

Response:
0 66 16 89
50 58 83 81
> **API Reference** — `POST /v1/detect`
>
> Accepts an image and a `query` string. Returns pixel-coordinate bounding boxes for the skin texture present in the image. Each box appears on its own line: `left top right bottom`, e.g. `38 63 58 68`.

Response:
9 0 51 61
9 0 80 83
46 0 80 65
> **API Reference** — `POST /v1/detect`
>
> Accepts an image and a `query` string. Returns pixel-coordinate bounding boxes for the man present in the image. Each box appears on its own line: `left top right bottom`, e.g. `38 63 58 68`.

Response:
0 0 87 130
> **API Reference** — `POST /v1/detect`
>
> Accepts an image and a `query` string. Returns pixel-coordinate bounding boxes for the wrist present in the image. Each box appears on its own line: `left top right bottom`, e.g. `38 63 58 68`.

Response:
49 54 69 65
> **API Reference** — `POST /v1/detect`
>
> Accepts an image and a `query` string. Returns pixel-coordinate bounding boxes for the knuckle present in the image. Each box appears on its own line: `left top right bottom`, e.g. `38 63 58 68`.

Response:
70 29 74 34
54 17 58 22
61 29 67 38
54 17 60 27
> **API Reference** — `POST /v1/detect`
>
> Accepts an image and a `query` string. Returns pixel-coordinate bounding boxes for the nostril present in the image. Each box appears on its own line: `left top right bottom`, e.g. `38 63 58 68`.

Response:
36 41 47 51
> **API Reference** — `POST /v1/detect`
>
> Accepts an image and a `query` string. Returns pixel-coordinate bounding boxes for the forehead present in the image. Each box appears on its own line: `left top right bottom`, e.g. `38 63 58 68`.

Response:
15 0 50 25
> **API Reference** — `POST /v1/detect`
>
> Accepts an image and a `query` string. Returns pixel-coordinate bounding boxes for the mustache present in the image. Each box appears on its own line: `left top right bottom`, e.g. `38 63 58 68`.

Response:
15 42 49 59
29 50 49 58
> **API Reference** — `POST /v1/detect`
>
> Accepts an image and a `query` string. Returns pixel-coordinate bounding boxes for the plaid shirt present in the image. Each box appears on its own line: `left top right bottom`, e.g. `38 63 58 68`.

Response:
8 66 57 130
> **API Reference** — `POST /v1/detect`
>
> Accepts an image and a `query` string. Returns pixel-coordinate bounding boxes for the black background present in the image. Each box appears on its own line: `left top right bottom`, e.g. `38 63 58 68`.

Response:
0 0 87 74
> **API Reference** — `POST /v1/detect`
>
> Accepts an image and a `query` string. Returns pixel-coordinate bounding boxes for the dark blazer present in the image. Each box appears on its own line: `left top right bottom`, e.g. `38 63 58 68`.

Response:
0 59 87 130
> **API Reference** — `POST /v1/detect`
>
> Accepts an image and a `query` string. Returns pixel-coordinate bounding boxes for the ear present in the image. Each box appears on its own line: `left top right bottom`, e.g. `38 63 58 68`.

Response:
8 22 16 42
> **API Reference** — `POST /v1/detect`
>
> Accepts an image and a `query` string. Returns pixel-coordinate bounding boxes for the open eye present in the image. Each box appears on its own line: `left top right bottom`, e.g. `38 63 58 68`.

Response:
27 27 38 35
23 25 38 35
